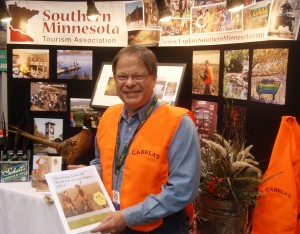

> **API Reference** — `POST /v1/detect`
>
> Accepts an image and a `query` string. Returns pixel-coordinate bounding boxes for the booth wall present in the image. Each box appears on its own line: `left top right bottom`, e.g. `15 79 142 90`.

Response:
5 40 300 171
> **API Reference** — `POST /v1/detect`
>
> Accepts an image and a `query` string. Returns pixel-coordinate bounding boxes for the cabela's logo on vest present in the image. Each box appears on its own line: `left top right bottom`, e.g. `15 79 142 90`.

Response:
265 186 292 198
131 149 160 159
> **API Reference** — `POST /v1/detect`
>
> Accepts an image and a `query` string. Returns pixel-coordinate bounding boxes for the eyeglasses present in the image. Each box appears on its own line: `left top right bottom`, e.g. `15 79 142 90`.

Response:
114 74 149 83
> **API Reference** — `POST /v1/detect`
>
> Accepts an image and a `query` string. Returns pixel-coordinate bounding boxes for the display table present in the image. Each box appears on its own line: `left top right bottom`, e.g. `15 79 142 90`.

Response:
0 182 65 234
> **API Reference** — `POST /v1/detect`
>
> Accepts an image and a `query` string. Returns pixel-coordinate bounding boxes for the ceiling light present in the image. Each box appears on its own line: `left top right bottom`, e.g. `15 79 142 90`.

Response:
87 0 99 21
226 0 244 12
156 0 172 22
0 0 12 23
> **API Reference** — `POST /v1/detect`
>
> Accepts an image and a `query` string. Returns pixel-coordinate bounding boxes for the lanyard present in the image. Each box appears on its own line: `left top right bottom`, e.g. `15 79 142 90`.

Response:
114 96 158 175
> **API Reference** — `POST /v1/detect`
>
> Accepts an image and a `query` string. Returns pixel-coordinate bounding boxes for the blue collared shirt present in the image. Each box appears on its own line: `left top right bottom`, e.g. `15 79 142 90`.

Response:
90 96 201 227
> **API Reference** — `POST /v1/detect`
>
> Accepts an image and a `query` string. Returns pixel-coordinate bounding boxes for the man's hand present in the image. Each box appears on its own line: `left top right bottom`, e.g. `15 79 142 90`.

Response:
67 164 86 170
91 211 127 234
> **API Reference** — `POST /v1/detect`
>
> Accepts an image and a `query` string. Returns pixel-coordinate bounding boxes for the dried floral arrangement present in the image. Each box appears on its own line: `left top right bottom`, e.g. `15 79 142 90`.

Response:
196 103 263 205
199 133 262 205
190 104 283 234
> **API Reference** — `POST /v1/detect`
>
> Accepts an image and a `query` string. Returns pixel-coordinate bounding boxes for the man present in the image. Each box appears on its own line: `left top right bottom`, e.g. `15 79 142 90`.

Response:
280 0 293 15
61 191 77 216
69 45 200 234
74 184 90 212
201 60 213 95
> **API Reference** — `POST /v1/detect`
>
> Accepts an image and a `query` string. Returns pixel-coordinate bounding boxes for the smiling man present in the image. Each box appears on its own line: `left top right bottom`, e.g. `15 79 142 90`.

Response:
90 45 201 234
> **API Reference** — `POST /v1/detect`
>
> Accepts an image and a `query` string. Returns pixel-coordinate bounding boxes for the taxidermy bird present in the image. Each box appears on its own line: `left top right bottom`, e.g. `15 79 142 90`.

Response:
8 113 96 166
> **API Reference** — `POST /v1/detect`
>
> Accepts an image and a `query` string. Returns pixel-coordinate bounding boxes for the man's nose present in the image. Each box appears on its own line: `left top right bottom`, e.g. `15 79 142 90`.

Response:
125 76 136 85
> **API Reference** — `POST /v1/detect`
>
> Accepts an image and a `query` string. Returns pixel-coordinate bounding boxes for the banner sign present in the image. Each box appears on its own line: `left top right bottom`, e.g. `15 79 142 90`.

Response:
6 0 300 47
7 1 127 47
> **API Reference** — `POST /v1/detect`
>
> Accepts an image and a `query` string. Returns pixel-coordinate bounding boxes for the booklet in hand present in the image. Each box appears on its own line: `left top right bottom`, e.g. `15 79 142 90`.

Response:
45 165 115 234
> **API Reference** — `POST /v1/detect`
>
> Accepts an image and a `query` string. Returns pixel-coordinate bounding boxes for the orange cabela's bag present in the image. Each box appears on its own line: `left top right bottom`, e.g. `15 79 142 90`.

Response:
252 116 300 234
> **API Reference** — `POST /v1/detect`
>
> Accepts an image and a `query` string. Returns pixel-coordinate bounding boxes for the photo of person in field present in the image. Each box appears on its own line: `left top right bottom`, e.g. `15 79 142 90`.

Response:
192 50 220 95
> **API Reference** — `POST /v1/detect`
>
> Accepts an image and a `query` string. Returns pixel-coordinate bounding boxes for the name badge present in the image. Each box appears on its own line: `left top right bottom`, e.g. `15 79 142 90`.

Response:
112 190 120 210
112 190 120 204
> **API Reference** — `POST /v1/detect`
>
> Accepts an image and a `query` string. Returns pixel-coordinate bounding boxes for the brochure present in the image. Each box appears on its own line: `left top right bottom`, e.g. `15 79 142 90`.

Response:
32 155 62 191
45 165 115 234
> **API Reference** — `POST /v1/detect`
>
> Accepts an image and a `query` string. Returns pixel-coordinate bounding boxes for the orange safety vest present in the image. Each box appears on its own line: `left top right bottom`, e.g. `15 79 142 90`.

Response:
204 66 213 85
97 103 189 232
252 116 300 234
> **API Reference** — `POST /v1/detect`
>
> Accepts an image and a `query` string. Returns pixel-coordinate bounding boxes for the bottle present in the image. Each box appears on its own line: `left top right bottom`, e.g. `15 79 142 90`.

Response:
22 150 31 161
12 151 18 161
1 149 8 161
7 150 14 161
17 150 23 161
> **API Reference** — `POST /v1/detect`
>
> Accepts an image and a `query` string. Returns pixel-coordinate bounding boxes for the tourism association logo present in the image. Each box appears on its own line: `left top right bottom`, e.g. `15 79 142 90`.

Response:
8 2 38 42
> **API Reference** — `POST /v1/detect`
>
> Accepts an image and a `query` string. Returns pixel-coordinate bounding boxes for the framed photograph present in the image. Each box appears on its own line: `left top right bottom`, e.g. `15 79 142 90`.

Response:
192 50 220 96
32 117 63 154
70 98 101 128
57 50 93 80
191 99 218 140
128 29 161 47
12 49 49 79
190 4 243 35
90 62 186 109
223 49 249 100
267 0 300 40
30 82 67 112
251 48 288 105
124 0 145 31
